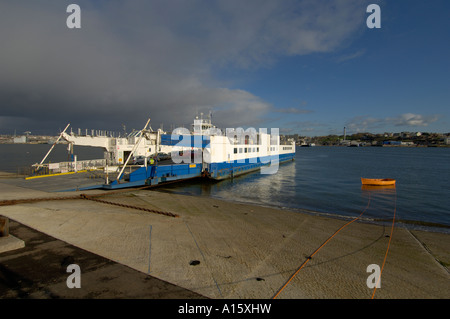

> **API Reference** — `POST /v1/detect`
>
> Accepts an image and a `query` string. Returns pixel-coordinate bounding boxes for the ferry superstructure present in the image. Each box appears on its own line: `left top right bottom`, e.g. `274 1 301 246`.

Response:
61 126 171 166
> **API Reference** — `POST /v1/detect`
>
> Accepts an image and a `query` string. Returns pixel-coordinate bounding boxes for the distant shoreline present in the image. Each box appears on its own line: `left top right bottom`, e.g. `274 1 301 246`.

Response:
1 141 449 147
297 144 450 148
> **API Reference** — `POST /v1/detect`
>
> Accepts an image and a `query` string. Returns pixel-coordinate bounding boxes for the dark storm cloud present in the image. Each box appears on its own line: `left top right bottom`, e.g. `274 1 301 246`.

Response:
0 0 367 135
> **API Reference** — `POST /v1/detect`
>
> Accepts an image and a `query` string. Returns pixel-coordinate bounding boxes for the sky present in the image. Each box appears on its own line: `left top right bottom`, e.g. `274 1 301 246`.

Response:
0 0 449 136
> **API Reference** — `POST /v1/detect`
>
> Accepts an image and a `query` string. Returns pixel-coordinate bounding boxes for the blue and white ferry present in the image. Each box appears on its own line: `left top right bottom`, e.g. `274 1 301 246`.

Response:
60 115 295 189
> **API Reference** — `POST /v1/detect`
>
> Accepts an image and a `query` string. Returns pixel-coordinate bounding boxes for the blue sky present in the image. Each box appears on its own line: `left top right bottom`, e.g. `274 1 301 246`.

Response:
0 0 449 136
225 0 450 135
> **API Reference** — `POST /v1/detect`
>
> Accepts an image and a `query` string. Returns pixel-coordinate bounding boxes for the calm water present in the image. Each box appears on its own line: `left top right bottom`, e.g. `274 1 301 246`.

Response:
0 144 104 173
159 146 450 233
1 144 449 233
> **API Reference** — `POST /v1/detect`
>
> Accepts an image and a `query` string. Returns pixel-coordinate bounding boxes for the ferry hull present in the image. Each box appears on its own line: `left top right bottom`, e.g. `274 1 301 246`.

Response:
207 152 295 180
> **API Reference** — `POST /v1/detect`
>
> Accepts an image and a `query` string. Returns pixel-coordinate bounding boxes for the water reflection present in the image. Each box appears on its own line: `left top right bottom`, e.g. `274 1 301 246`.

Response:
360 185 397 222
361 185 396 192
208 161 297 207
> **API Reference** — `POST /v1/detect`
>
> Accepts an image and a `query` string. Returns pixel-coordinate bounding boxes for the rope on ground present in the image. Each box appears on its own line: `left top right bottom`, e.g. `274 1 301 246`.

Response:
0 196 80 206
0 181 184 218
0 175 205 217
371 188 397 299
272 192 373 299
79 194 179 218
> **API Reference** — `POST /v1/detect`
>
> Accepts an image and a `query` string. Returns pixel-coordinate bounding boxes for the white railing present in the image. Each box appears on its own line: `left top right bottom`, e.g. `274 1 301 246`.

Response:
45 158 107 174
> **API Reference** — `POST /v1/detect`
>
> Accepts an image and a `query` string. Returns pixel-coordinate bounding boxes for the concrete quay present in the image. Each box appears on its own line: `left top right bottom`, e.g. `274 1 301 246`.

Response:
0 173 449 299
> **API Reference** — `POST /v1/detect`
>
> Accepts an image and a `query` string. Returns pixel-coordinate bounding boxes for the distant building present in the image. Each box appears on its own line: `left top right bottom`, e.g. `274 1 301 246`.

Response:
383 141 402 146
13 136 27 143
401 132 412 138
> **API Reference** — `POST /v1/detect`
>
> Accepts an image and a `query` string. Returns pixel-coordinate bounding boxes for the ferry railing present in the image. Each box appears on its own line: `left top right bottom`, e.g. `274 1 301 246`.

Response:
30 158 107 176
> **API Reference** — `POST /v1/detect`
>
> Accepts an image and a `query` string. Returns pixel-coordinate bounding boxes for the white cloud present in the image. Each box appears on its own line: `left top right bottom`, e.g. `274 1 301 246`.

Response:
346 113 440 133
345 116 383 132
274 107 314 114
388 113 439 127
336 49 366 63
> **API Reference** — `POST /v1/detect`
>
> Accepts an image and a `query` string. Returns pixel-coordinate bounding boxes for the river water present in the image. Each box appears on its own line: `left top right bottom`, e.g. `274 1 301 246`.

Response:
159 146 450 233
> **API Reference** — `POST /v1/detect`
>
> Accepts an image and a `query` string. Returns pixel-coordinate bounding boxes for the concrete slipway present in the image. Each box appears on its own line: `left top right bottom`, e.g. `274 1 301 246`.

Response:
0 172 449 299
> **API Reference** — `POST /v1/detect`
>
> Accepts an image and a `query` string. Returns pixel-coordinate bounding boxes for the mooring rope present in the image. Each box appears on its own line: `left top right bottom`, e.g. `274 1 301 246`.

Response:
0 176 200 218
272 192 373 299
371 188 397 299
79 194 179 218
272 187 398 299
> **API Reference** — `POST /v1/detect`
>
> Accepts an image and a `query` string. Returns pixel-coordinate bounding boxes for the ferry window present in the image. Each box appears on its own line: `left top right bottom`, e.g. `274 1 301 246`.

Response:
257 147 259 152
239 148 243 153
244 148 248 153
234 148 237 154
